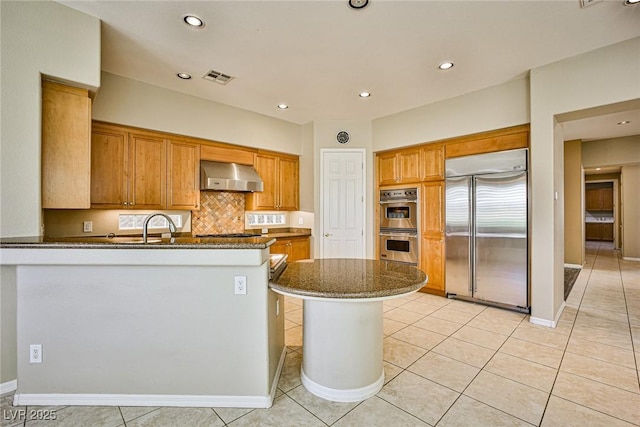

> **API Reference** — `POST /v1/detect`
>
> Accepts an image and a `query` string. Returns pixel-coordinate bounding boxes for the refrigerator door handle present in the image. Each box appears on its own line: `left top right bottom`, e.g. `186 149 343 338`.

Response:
469 177 475 294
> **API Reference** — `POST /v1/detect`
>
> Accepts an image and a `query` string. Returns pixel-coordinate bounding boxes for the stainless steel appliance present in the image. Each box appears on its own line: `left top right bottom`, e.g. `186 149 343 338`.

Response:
379 232 419 265
379 188 418 230
379 187 419 265
200 161 264 192
445 149 529 313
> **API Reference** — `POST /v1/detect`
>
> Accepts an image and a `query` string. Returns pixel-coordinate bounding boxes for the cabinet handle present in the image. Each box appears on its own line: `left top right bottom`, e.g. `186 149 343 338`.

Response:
123 202 128 206
324 233 333 237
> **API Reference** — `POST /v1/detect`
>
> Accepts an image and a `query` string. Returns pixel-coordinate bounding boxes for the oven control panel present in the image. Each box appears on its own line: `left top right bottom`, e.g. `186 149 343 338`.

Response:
380 188 418 202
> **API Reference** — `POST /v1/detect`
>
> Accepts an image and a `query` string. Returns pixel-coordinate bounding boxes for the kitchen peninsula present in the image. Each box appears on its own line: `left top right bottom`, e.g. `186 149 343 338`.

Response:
0 236 285 408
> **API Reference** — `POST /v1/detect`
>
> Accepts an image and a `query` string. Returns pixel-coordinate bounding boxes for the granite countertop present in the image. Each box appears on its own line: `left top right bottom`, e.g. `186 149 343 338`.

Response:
585 218 614 223
270 258 427 300
260 228 312 239
0 235 276 250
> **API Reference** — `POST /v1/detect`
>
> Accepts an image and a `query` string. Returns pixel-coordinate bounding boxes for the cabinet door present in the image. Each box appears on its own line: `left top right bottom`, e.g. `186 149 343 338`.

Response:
128 134 167 209
420 237 445 294
421 182 444 237
278 157 299 211
585 189 601 211
421 144 444 181
398 148 421 183
270 239 289 257
167 140 200 210
601 223 614 241
600 188 613 210
585 222 600 241
377 152 399 186
289 237 310 261
42 81 91 209
91 126 128 209
247 154 278 210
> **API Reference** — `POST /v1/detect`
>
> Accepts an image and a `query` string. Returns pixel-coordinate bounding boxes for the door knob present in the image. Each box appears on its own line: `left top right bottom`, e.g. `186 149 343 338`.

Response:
324 233 333 237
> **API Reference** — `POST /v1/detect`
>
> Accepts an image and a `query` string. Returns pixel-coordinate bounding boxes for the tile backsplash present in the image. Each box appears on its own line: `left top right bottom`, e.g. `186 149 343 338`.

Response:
191 192 245 235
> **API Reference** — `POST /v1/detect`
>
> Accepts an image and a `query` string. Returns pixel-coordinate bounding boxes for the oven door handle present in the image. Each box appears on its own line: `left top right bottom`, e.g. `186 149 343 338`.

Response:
379 232 418 237
379 199 416 204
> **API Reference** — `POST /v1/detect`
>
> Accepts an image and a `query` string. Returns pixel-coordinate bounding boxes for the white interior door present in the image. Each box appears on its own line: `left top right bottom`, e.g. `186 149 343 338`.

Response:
321 149 365 258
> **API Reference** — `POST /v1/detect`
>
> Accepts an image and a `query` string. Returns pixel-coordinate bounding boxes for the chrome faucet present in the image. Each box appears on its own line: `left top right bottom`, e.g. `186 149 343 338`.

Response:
143 213 177 243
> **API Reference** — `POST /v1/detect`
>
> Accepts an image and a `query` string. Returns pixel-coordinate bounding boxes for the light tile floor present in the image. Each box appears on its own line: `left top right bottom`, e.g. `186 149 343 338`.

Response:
2 241 639 426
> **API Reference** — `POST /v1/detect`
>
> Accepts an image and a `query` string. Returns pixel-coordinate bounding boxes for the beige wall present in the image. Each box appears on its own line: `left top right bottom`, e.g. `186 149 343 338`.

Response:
529 37 640 324
582 135 640 168
0 0 100 387
93 72 303 156
372 77 530 151
621 165 640 259
564 140 584 267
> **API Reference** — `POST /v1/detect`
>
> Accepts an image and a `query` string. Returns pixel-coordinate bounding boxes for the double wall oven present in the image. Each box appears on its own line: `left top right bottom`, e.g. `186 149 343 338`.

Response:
379 188 419 265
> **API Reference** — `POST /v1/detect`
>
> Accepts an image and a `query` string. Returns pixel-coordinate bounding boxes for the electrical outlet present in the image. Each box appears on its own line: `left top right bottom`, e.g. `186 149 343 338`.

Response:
83 221 92 233
234 276 247 295
276 299 280 316
30 344 42 363
261 228 268 234
298 217 304 225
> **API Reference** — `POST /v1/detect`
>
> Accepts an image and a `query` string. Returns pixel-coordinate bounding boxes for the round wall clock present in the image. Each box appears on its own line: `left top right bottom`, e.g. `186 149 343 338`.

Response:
336 131 350 144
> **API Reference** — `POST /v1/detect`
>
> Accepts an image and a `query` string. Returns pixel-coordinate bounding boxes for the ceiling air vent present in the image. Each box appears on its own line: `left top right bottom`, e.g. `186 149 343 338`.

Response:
202 69 234 85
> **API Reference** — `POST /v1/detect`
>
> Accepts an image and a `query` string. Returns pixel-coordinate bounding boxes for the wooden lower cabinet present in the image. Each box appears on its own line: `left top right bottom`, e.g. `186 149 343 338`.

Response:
586 222 614 242
420 236 445 295
271 236 310 262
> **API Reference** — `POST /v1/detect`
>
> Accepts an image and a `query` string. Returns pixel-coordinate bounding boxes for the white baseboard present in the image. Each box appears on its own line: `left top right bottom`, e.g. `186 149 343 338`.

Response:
563 263 583 269
268 347 287 407
14 392 272 408
530 301 565 328
622 256 640 262
0 380 17 395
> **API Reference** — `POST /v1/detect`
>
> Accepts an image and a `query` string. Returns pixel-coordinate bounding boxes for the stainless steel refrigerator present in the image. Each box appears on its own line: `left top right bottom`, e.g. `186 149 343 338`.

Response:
445 149 529 313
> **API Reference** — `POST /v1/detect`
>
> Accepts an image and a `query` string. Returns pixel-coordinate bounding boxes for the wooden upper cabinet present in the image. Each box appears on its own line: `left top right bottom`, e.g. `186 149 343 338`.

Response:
585 186 614 211
41 81 91 209
278 156 299 211
445 125 529 159
377 152 400 186
246 153 299 211
167 140 200 210
200 144 254 165
421 144 444 181
377 147 421 185
91 125 128 209
128 133 167 210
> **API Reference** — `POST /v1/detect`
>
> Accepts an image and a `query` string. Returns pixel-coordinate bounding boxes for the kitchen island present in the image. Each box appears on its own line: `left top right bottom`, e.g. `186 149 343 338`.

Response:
0 236 285 408
270 259 427 402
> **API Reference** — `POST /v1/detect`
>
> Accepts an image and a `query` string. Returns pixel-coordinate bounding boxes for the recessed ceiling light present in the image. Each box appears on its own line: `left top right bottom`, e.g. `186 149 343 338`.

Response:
359 92 371 98
438 62 454 70
277 104 289 110
176 73 192 80
184 15 205 28
617 120 631 125
348 0 369 9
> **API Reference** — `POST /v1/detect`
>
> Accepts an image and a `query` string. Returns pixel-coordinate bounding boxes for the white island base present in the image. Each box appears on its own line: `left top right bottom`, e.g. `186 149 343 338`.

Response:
301 300 384 402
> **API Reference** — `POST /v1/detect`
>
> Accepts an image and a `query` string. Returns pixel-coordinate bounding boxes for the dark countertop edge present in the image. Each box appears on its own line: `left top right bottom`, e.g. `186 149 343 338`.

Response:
269 279 427 300
0 237 277 250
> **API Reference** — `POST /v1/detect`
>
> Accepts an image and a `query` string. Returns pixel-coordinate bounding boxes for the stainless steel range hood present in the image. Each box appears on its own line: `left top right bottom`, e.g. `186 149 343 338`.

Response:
200 160 264 192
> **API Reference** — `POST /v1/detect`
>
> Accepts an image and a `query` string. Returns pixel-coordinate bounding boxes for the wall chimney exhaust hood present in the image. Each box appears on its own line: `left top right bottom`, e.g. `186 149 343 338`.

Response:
200 161 264 192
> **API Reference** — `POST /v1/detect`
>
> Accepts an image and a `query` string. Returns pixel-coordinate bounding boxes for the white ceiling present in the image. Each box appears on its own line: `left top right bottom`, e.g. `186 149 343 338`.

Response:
59 0 640 137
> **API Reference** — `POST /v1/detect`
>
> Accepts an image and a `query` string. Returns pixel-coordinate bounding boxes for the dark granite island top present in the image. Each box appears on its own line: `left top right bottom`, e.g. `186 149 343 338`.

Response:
0 235 275 250
270 258 427 300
